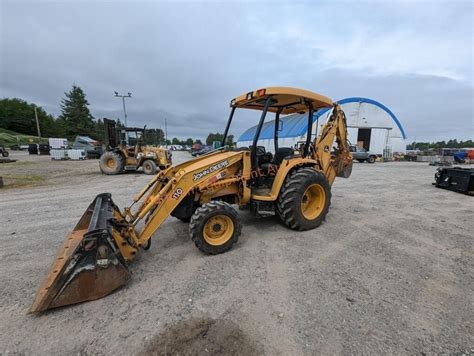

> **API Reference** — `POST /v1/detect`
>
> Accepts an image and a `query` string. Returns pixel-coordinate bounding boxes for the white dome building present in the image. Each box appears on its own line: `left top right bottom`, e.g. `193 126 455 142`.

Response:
237 97 407 155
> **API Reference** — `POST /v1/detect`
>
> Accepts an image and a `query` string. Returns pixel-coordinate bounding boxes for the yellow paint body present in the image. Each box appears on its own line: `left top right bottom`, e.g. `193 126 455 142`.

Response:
30 86 353 312
113 97 351 262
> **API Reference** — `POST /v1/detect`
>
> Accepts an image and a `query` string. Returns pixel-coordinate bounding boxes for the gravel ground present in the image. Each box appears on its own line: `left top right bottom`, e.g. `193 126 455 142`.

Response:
0 151 472 355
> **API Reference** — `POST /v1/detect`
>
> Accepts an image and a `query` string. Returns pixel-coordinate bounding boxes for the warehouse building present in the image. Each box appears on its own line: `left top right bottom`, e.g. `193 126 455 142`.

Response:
237 97 407 155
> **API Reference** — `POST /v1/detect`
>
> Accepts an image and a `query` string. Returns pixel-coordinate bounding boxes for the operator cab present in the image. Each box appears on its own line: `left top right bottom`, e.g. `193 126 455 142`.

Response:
221 87 333 185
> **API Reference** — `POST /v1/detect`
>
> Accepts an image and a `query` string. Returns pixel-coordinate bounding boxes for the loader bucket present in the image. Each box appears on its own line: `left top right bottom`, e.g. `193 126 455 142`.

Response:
29 193 131 313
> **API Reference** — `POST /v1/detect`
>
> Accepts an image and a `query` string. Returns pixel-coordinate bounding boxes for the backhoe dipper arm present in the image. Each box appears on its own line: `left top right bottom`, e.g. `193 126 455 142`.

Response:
313 103 353 185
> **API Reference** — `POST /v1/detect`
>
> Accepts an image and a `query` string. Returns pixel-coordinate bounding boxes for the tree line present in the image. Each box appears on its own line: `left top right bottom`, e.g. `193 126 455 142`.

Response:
0 86 118 142
168 133 234 147
0 85 228 147
407 140 474 150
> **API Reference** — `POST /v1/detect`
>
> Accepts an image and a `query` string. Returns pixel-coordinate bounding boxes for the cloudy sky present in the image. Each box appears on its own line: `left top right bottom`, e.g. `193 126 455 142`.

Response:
1 0 473 142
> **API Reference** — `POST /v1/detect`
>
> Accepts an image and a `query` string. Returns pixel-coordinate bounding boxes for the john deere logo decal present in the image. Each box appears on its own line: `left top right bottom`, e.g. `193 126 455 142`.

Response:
193 160 229 181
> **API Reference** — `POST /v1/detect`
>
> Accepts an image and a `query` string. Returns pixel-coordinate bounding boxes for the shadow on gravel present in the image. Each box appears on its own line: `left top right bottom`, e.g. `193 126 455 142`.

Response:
139 316 262 356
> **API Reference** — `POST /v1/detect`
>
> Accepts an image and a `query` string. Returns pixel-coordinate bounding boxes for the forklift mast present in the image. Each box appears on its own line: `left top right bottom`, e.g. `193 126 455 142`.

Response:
103 118 145 148
104 118 119 148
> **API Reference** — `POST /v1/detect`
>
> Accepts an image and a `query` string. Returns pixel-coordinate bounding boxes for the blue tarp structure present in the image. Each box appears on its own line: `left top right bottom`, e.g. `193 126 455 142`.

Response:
238 113 312 141
238 97 406 142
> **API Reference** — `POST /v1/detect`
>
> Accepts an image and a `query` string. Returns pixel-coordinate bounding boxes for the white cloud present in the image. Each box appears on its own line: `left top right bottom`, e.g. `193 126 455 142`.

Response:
0 0 472 140
273 2 473 83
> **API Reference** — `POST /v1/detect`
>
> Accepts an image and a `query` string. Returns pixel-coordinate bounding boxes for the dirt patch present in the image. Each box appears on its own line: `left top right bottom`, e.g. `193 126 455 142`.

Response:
139 316 263 356
0 156 473 354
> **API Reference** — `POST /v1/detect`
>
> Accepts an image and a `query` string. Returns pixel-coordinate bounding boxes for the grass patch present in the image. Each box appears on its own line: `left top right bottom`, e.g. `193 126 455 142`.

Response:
0 128 47 147
7 160 37 166
0 173 46 189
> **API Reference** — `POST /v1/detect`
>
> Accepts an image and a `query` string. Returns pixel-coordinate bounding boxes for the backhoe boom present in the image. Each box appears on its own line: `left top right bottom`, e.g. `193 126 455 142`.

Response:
314 103 353 184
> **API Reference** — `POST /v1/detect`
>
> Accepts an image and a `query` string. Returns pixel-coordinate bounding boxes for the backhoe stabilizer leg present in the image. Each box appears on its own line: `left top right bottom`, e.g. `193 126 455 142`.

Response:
29 193 132 313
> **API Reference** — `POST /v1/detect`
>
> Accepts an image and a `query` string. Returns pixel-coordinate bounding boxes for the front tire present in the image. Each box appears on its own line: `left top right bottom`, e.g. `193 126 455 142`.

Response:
276 167 331 231
2 150 9 157
189 201 241 254
99 151 124 175
142 159 157 175
368 156 376 163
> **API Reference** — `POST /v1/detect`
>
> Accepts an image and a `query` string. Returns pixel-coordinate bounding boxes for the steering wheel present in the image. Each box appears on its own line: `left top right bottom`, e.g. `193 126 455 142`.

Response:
256 146 266 156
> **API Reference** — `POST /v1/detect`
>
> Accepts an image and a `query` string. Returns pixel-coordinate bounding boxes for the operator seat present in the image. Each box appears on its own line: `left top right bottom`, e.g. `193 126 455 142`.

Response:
273 147 295 165
260 147 295 174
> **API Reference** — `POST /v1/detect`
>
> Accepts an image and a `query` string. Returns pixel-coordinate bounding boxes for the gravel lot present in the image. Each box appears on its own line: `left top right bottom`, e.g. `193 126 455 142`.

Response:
0 151 472 355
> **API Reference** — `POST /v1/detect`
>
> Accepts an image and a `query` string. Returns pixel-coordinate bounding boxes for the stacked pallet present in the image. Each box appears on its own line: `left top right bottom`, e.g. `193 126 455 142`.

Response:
50 149 86 161
49 138 68 160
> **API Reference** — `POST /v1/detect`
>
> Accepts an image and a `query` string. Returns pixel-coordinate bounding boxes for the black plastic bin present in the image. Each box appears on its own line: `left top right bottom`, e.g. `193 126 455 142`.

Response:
434 167 474 195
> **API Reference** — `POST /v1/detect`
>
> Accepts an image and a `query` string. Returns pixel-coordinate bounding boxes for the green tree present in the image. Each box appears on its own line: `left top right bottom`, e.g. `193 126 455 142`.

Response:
143 128 165 145
406 139 474 150
0 98 61 137
206 132 223 145
93 118 105 142
206 132 233 146
226 134 234 146
185 138 194 146
58 85 95 139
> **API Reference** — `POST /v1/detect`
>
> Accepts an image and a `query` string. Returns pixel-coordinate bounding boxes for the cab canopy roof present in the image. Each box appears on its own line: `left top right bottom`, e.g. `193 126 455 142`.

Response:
230 86 333 115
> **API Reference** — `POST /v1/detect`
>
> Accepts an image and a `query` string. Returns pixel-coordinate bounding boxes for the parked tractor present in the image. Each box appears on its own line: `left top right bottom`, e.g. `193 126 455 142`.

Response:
99 118 171 175
0 146 9 157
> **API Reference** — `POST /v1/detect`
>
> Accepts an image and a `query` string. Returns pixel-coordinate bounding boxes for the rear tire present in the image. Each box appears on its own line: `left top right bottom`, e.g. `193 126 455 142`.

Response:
2 150 9 157
276 167 331 231
357 159 365 163
368 156 376 163
189 201 241 255
99 151 124 175
142 160 157 175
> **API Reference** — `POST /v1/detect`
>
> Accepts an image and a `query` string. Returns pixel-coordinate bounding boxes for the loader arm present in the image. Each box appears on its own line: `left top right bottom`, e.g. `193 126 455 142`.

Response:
121 150 249 256
29 150 250 313
313 103 353 185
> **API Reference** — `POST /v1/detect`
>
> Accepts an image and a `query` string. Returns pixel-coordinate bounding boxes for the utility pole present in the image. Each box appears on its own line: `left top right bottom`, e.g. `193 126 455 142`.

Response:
114 91 132 145
164 118 168 148
34 107 41 143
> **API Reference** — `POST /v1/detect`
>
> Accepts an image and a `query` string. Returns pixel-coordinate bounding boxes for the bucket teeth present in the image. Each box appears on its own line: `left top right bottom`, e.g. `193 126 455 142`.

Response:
29 193 132 313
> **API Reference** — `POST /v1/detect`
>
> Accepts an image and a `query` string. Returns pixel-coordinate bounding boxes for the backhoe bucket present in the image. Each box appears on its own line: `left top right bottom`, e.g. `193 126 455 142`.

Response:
29 193 131 313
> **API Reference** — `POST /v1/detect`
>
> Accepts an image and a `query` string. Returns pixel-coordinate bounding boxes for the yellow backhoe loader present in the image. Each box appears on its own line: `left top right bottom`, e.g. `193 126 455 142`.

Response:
30 87 353 313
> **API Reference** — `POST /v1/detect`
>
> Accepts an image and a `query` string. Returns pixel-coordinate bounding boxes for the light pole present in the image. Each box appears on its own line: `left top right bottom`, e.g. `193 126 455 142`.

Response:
164 118 168 147
114 91 132 145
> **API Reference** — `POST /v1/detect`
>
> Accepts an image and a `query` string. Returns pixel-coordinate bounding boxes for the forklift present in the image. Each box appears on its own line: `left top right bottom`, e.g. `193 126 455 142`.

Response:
99 118 171 175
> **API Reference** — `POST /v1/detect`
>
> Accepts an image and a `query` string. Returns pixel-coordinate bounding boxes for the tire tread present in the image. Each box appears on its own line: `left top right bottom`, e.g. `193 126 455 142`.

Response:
189 201 241 254
276 167 331 231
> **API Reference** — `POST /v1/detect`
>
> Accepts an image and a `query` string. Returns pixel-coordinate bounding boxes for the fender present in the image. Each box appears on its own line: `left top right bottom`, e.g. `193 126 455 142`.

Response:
251 157 319 201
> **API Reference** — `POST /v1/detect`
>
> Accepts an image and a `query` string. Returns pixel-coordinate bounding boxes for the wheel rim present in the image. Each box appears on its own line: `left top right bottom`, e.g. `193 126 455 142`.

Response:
106 158 116 169
300 183 326 220
203 215 234 246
